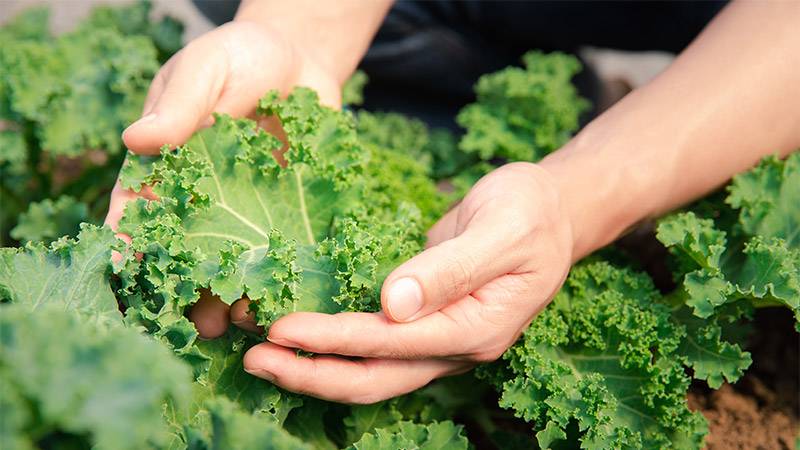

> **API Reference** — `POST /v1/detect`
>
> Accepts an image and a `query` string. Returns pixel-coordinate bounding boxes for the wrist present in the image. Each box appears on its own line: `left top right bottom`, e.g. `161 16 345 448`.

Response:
538 118 663 261
234 0 391 86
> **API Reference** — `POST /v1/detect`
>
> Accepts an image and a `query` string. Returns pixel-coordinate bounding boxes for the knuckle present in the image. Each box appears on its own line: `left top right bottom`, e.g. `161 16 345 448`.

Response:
436 250 475 300
472 345 507 363
387 334 422 360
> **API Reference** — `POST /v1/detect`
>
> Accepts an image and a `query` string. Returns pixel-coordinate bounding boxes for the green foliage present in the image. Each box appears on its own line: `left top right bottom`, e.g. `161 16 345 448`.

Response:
356 112 450 226
355 110 472 181
81 0 185 61
457 51 590 162
0 224 121 323
2 5 798 447
1 21 157 156
10 195 88 243
347 421 469 450
186 398 312 450
482 262 707 449
118 89 426 341
0 303 192 450
0 0 181 246
657 153 800 324
342 70 369 107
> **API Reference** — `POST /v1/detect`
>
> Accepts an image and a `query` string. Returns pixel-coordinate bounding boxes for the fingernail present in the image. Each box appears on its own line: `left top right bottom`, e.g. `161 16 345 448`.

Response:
245 367 276 382
123 113 157 135
387 277 423 321
267 336 299 348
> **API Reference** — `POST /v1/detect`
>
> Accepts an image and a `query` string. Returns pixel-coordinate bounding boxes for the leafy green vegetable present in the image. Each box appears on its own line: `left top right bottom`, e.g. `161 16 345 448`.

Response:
0 224 121 323
186 398 312 450
117 90 426 375
669 304 752 389
0 1 181 246
1 28 157 156
3 5 797 447
482 262 706 449
342 70 369 107
457 51 589 162
362 136 448 227
82 0 185 62
657 153 800 324
356 111 432 168
727 153 800 247
347 421 469 450
355 111 472 182
10 195 88 243
0 303 192 450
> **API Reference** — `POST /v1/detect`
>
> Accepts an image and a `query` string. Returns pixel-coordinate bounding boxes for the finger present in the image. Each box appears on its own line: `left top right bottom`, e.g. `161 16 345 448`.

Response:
141 60 173 117
269 273 545 361
381 213 527 322
230 297 263 334
105 181 136 263
269 292 505 360
122 36 229 154
104 181 138 230
190 290 231 339
425 206 459 248
104 179 158 230
242 342 468 404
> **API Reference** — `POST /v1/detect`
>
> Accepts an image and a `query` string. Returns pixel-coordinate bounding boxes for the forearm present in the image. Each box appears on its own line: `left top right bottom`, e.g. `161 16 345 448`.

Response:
541 0 800 261
235 0 393 85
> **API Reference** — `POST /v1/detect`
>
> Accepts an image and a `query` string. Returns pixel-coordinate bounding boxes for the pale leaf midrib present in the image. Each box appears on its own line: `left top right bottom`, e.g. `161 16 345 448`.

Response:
196 133 278 243
215 202 269 239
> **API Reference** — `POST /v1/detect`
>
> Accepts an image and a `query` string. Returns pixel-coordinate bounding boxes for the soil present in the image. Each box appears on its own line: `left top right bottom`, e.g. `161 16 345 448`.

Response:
688 308 799 450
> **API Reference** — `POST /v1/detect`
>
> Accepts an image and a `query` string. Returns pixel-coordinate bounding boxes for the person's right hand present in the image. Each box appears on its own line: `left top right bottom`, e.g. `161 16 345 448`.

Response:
104 19 342 337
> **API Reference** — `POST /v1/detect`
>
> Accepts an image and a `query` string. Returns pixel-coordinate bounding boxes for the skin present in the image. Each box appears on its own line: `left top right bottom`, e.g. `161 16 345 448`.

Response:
106 0 800 404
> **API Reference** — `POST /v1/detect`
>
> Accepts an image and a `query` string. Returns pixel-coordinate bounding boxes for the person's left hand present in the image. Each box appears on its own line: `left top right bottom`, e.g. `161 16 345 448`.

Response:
242 162 575 403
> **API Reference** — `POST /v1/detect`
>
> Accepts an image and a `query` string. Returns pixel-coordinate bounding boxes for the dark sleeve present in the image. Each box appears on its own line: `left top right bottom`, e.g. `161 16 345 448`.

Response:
192 0 240 25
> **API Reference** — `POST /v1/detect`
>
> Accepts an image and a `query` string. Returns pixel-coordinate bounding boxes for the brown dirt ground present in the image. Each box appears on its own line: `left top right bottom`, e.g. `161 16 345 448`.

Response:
688 309 799 450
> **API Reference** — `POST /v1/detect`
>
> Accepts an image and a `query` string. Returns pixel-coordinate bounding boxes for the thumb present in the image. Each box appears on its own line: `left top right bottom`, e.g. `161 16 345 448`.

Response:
122 26 250 154
381 216 524 323
122 48 225 154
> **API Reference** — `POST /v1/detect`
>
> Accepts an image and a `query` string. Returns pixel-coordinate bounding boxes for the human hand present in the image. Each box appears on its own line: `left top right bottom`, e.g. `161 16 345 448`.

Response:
104 20 341 334
241 162 575 403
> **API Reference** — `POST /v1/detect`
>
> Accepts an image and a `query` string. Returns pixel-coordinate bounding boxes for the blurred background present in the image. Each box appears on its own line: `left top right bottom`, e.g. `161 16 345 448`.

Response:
1 0 676 112
2 0 213 39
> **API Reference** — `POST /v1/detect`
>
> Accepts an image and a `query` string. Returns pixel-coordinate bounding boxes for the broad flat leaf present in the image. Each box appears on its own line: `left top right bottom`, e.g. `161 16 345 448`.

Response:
283 398 338 450
190 329 302 424
344 401 404 444
0 224 120 322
